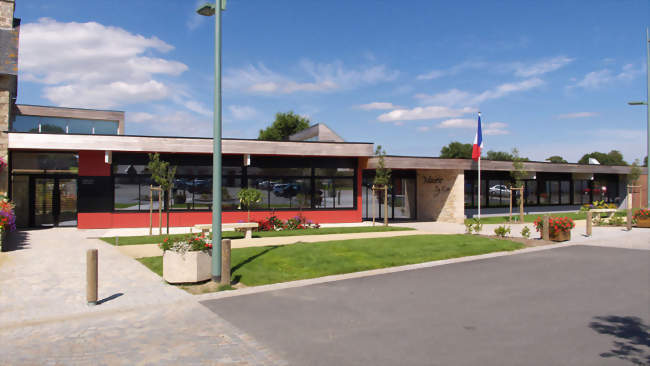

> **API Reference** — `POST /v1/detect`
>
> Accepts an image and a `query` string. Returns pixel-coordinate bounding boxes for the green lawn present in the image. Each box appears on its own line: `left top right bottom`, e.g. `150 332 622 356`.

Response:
137 256 163 276
101 226 414 246
464 210 628 225
137 234 523 287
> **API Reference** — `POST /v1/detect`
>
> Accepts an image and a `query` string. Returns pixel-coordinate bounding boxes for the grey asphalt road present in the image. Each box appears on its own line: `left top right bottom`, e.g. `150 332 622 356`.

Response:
201 245 650 366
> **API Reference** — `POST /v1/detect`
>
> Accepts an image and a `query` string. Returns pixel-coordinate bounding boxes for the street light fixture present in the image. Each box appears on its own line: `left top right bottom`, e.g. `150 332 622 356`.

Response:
627 27 650 208
197 0 226 282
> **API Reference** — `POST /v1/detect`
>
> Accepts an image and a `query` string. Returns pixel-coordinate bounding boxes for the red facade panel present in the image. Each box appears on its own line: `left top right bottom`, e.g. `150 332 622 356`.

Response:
78 209 362 229
78 150 110 176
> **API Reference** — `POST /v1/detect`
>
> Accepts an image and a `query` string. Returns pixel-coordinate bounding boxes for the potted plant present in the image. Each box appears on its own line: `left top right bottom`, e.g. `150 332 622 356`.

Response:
534 216 575 242
633 209 650 228
159 234 212 284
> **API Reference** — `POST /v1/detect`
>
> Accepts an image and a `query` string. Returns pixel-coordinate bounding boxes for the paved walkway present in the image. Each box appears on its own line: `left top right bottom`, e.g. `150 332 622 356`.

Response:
0 228 285 365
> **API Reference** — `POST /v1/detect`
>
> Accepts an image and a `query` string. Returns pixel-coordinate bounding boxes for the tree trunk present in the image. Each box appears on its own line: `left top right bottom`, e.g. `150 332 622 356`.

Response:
166 189 170 234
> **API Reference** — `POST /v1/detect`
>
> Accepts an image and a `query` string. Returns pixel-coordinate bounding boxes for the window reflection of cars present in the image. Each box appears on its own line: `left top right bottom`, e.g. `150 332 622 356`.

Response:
255 180 277 191
272 183 300 198
489 185 510 197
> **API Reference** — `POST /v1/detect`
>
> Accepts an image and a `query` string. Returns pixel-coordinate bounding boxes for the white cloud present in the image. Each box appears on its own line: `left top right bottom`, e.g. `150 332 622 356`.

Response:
570 63 644 89
556 112 598 119
416 61 486 81
377 106 475 122
416 78 544 107
435 118 509 135
436 118 475 128
513 56 573 77
416 126 430 132
127 109 210 136
183 100 212 117
229 105 258 120
129 112 155 123
224 60 398 95
483 122 509 135
19 18 188 109
357 102 401 110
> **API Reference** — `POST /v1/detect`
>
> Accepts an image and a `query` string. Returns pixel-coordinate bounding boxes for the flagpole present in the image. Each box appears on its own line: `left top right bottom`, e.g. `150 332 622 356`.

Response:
478 155 481 220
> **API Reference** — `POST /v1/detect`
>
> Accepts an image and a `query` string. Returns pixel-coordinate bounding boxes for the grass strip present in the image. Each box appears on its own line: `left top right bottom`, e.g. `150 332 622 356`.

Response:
464 210 629 225
101 226 414 246
137 234 523 287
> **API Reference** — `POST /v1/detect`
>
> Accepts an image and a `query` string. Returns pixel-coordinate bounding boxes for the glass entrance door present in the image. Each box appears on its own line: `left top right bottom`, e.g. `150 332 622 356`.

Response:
33 177 77 227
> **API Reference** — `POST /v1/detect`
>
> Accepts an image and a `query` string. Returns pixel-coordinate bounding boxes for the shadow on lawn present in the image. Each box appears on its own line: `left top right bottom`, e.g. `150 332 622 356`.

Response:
230 246 279 284
589 315 650 365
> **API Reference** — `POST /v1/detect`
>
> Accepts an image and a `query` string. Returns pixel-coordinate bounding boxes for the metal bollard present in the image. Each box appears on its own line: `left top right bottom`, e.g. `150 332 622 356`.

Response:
586 211 592 236
221 239 231 286
627 209 632 231
87 249 98 306
542 214 549 241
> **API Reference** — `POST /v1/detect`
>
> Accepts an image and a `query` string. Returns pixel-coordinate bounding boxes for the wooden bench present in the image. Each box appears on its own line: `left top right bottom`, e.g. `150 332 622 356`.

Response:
193 222 259 239
589 208 617 220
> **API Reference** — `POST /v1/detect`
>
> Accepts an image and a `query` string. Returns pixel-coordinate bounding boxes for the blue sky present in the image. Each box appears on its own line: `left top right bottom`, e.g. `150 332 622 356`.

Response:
15 0 650 163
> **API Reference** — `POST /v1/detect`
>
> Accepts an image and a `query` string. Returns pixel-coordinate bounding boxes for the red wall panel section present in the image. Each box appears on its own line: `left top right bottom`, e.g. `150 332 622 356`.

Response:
78 150 111 176
78 208 362 229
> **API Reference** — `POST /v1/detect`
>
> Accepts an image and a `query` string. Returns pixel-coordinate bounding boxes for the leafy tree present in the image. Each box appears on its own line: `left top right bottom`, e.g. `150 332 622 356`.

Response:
645 156 648 166
578 150 627 166
510 148 528 188
237 188 262 222
258 111 310 140
147 153 177 234
373 145 391 187
546 155 567 163
373 145 391 226
440 141 473 159
485 150 510 161
628 159 642 185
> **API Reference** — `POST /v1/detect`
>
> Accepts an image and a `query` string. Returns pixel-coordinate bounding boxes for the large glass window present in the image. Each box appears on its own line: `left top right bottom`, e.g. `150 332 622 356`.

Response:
12 152 79 173
525 180 538 205
112 153 356 211
114 176 140 210
12 115 119 135
573 180 590 205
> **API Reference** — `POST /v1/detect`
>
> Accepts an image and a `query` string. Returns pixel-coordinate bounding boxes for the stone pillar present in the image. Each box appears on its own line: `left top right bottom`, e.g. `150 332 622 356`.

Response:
0 0 14 29
0 0 17 197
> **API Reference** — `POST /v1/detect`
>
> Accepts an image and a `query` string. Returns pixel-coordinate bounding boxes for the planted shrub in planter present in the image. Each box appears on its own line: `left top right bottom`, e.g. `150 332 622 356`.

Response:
534 216 575 242
159 234 212 284
633 209 650 228
521 226 531 239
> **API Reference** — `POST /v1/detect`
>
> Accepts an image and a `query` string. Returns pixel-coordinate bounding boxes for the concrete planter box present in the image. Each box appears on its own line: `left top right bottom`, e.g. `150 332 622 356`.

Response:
636 218 650 228
549 230 571 242
162 250 212 284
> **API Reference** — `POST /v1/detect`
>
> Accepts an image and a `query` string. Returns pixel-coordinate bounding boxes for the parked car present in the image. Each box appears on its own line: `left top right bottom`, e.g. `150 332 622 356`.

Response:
272 183 301 198
255 179 278 191
489 185 510 197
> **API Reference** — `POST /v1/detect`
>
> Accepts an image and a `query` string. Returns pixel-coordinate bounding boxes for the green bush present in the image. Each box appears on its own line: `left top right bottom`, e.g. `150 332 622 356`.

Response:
521 226 531 239
494 225 511 238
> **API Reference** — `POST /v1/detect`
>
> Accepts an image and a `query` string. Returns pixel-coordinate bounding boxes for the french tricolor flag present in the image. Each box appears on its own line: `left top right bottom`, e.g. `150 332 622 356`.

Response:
472 113 483 161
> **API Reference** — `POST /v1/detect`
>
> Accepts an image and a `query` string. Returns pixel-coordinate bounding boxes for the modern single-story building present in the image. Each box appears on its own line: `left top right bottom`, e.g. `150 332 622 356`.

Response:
0 0 647 229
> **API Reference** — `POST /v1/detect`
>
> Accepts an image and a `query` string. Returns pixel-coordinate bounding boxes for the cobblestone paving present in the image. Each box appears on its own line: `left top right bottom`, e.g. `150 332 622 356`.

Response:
0 228 286 365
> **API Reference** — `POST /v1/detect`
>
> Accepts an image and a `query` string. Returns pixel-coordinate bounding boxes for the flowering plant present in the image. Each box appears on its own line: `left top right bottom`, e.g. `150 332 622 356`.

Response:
0 157 6 171
633 209 650 220
159 233 212 254
533 216 575 235
580 200 617 211
255 214 320 232
0 199 16 232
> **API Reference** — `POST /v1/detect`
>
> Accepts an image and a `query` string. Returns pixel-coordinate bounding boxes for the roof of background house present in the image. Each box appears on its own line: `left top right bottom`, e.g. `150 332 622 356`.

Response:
289 123 345 142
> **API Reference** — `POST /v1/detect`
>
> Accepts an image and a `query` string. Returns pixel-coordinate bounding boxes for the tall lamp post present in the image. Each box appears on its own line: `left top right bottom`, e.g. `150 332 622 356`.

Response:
197 1 226 282
627 27 650 208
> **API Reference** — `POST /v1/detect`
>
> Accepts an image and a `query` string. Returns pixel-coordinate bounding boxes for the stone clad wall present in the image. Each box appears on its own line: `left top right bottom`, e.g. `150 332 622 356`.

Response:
0 75 11 195
416 169 464 223
0 0 14 29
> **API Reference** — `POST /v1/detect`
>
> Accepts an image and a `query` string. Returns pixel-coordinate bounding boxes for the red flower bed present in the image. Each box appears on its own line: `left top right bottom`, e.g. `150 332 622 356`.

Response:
534 216 575 235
